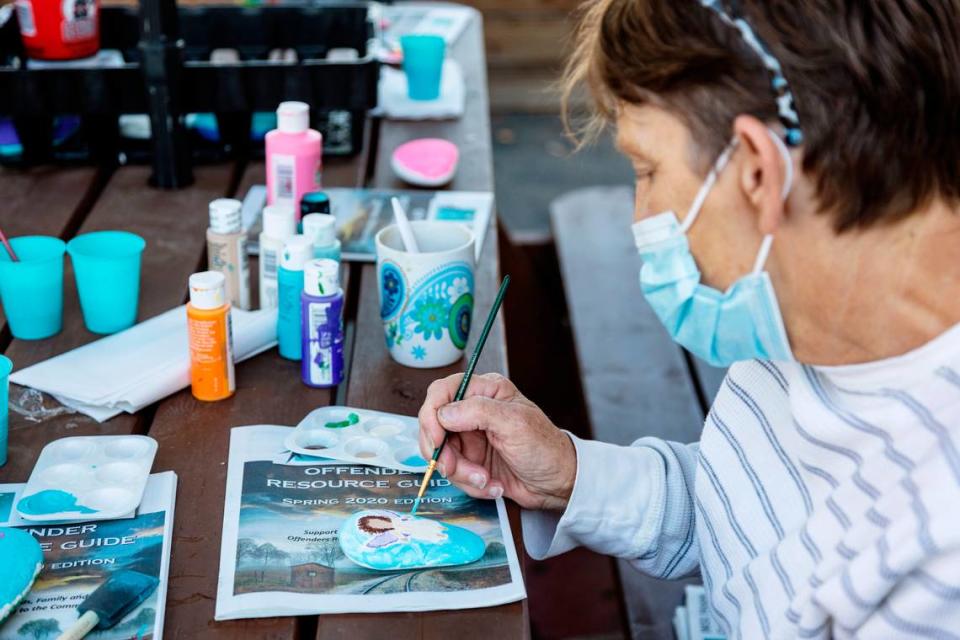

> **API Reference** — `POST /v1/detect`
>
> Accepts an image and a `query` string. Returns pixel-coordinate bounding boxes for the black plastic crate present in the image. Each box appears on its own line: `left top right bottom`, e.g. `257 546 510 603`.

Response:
0 2 381 187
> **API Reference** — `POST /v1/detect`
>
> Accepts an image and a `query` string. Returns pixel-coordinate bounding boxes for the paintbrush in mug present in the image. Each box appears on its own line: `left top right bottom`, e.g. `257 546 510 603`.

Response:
0 225 18 262
390 196 421 253
412 274 511 515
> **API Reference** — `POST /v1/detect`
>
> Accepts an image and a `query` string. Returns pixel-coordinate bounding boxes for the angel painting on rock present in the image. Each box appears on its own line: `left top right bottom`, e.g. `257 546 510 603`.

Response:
356 511 448 549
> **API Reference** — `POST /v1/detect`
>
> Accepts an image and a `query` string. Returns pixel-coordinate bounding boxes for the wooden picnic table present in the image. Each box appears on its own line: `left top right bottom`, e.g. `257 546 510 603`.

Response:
0 8 529 639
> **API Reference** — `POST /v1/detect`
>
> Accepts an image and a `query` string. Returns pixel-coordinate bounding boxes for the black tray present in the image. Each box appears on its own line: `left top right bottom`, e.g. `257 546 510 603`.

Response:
0 2 382 187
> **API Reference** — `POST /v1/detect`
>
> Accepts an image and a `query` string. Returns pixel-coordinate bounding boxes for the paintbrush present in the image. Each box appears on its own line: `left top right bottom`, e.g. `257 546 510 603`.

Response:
0 226 18 262
56 570 159 640
412 275 511 515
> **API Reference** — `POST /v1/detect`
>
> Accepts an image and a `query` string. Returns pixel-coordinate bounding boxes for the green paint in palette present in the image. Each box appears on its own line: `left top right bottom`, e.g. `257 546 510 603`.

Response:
324 412 360 429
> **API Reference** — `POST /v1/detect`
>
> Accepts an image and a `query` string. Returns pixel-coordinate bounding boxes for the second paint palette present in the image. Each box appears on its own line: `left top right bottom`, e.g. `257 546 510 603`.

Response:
285 406 428 472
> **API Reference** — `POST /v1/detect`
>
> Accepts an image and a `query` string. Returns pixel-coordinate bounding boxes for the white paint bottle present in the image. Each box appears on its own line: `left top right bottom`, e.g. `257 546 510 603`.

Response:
207 198 251 311
258 203 296 309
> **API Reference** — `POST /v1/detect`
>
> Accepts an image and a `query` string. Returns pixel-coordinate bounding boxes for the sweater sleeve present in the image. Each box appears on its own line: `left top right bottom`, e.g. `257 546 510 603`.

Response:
521 432 701 579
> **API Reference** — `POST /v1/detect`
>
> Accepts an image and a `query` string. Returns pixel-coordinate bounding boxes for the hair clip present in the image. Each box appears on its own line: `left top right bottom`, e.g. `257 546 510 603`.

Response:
699 0 804 146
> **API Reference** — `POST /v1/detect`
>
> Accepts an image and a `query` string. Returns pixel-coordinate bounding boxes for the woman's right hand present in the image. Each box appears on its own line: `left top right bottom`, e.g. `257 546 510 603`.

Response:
418 372 577 511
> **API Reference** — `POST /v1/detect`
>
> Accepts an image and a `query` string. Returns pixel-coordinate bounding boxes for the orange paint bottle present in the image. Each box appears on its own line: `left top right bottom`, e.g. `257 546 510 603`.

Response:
187 271 235 402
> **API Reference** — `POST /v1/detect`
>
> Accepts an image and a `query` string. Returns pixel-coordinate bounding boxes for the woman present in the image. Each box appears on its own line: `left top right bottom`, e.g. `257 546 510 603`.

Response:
418 0 960 637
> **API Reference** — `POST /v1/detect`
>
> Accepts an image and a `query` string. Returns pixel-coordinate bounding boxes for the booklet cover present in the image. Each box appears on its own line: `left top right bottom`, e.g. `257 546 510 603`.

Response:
216 426 525 619
326 188 493 263
0 472 177 640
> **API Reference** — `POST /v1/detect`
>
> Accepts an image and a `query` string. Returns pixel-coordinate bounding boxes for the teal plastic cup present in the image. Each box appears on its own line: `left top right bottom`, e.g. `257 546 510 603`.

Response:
0 355 10 467
68 231 146 334
0 236 67 340
401 35 446 100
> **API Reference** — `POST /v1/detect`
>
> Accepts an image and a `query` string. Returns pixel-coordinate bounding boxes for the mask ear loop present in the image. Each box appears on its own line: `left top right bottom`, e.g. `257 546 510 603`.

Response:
680 139 739 234
753 129 795 274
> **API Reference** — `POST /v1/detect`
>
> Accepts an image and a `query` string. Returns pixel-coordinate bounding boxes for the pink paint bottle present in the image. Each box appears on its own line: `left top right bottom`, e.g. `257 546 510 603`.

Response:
265 101 322 221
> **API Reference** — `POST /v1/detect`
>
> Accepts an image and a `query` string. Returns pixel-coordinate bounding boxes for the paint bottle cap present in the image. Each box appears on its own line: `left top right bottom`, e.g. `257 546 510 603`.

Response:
302 213 337 248
276 101 310 134
189 271 227 310
209 198 242 234
304 259 341 297
262 204 297 239
300 191 331 217
281 235 314 271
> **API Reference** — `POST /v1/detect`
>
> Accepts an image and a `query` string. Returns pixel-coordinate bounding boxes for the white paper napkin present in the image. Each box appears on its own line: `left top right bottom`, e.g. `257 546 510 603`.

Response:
10 306 278 422
376 60 465 120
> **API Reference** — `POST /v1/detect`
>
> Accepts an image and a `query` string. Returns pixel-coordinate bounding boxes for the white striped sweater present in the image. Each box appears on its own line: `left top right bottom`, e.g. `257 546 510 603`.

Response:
522 322 960 638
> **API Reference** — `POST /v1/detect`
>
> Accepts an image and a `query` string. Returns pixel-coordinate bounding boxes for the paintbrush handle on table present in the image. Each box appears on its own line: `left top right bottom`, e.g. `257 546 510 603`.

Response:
412 275 511 513
56 611 99 640
55 570 158 640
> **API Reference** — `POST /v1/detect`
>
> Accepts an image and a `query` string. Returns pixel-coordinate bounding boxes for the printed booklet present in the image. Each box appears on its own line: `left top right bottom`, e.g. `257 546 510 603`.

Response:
0 472 177 640
215 426 526 619
325 188 493 262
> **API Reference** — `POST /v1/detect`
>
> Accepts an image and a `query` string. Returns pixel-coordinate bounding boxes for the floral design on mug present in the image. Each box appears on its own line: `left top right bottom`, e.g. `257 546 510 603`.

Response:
379 261 406 321
411 296 449 340
446 277 470 304
380 262 474 359
448 293 473 350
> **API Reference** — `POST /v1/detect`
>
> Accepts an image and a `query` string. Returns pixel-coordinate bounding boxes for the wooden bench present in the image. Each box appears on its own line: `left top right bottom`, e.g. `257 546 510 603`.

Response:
550 185 726 640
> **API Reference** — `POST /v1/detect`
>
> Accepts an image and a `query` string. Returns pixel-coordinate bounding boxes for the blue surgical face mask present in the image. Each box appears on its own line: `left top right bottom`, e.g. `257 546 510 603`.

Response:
631 130 794 367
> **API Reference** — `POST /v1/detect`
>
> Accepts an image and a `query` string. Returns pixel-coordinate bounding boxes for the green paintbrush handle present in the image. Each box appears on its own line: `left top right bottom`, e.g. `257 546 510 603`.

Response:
432 275 511 463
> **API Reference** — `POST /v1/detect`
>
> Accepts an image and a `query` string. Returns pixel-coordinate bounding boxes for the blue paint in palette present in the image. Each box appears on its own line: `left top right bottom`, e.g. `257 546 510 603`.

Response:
339 509 485 571
401 454 428 467
17 490 97 516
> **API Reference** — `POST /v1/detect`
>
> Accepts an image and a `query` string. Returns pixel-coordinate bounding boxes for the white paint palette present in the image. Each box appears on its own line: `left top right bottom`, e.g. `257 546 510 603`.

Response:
285 406 429 472
16 435 158 522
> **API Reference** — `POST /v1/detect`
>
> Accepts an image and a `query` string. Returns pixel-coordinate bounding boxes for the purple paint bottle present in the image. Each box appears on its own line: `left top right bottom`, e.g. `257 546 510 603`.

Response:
301 258 344 387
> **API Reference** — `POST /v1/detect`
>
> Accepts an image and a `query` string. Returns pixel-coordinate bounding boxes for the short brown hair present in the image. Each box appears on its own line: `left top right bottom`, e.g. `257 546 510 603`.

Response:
563 0 960 231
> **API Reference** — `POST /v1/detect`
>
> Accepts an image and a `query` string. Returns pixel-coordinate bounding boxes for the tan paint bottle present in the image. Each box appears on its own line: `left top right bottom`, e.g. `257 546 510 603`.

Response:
206 198 251 310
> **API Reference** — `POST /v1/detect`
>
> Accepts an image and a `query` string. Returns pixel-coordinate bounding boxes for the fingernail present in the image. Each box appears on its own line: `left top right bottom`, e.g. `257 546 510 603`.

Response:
438 463 446 478
469 473 487 489
488 486 503 499
438 403 457 422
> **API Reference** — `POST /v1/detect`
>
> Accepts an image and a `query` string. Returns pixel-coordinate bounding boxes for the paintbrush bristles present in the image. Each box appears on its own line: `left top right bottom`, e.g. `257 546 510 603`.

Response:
411 460 437 514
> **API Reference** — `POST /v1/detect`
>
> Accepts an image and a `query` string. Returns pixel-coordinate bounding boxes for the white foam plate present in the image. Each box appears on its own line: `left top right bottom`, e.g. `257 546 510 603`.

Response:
16 435 158 523
285 406 428 472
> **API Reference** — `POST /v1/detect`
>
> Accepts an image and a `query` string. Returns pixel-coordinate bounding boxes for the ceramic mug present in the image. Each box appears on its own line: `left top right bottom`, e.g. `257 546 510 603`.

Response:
375 222 475 368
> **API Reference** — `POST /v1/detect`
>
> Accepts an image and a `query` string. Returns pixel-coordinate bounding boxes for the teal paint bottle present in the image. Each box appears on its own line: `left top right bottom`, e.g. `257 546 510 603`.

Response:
277 235 313 360
302 212 342 262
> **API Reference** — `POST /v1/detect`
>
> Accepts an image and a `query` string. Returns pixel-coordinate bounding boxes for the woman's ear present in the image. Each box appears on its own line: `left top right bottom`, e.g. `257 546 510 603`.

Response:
733 115 791 235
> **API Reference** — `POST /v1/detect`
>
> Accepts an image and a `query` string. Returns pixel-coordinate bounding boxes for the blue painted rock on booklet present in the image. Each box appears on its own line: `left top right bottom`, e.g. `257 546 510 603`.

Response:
338 509 485 571
0 527 44 623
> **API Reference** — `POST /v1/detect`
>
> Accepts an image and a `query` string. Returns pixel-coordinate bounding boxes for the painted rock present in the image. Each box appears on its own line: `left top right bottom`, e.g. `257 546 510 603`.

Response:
390 138 459 187
338 509 485 571
0 527 43 622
